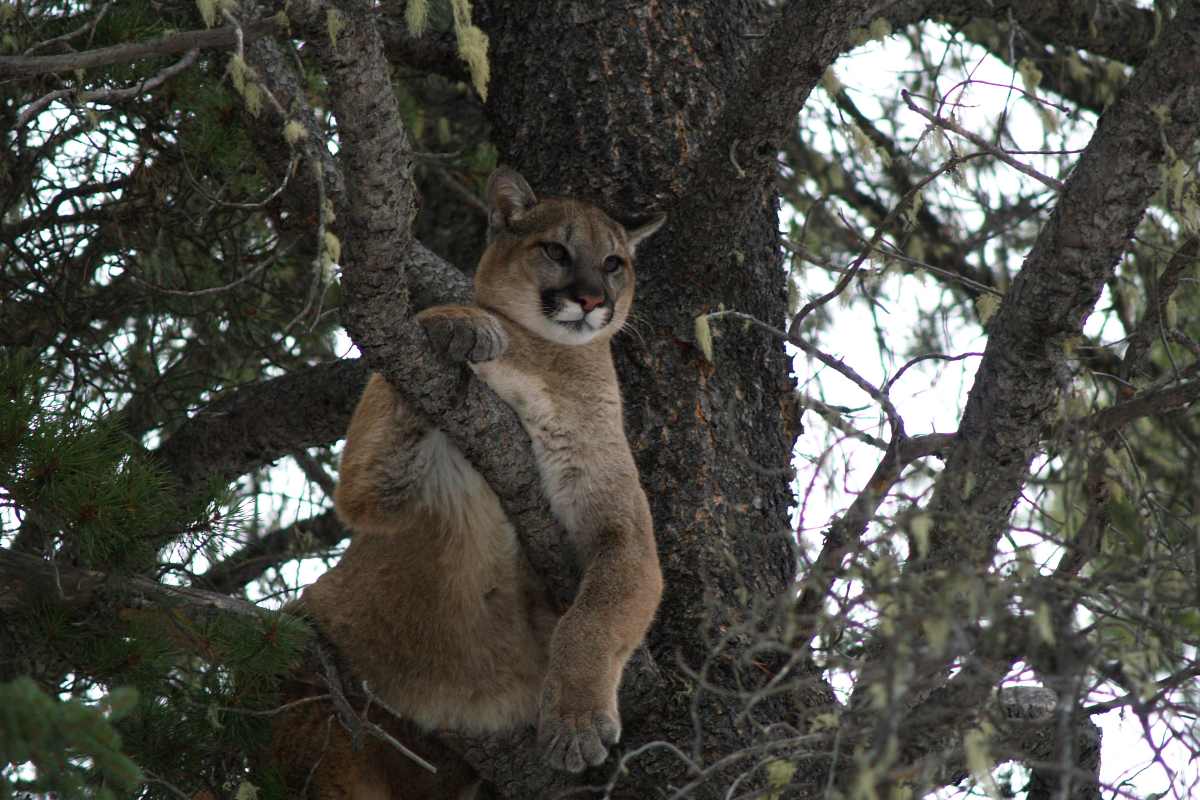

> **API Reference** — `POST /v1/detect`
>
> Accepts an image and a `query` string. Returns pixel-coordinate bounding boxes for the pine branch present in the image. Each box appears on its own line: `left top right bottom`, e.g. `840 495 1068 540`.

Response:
15 48 201 130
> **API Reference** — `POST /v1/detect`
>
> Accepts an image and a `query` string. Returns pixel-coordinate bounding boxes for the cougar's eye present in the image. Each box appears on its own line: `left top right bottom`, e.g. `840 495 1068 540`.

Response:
541 242 569 263
603 255 624 274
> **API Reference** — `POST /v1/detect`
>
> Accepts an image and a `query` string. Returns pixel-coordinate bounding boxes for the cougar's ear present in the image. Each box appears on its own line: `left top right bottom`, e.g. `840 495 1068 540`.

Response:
622 212 667 254
486 167 538 232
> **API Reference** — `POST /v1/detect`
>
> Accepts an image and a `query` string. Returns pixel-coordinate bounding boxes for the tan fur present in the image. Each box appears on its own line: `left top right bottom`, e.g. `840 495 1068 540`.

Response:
273 168 664 796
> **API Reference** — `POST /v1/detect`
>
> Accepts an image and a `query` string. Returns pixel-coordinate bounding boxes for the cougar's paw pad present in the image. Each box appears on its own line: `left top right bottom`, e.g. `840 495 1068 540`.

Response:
416 311 507 363
538 710 620 773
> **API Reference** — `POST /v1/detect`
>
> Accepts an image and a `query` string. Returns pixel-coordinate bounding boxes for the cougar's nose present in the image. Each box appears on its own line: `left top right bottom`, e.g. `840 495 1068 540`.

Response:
576 293 605 312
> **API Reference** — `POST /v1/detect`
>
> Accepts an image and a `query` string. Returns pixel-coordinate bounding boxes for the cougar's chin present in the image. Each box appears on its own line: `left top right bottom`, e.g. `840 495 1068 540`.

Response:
532 298 612 345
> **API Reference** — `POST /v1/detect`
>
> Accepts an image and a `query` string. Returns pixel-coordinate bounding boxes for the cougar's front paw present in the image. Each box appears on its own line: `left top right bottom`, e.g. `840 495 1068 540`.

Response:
416 308 508 363
537 683 620 773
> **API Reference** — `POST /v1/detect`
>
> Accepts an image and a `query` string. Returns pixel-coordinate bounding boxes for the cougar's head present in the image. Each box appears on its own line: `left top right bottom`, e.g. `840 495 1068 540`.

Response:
475 167 665 347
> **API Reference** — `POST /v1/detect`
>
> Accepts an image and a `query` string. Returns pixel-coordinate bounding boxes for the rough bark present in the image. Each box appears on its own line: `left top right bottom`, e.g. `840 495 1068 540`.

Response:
473 1 849 793
154 358 368 496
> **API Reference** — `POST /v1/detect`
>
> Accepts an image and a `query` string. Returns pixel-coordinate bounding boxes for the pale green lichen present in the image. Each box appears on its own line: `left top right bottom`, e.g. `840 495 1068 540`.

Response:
406 0 429 36
450 0 490 102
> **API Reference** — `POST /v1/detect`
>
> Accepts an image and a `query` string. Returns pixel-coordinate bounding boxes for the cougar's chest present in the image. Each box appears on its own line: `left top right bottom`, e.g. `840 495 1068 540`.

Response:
471 357 621 536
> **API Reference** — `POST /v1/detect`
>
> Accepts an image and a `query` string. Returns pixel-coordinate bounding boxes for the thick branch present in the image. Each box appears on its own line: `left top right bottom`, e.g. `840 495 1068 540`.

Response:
885 1 1155 67
153 359 368 496
0 17 280 78
283 2 579 792
0 549 262 622
291 0 571 598
294 0 418 291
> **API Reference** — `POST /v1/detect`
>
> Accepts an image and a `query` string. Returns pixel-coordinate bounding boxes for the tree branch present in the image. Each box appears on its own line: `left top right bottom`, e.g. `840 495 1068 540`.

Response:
1083 376 1200 434
153 359 368 497
278 1 581 792
844 4 1199 775
1120 235 1200 380
919 4 1200 574
900 89 1065 192
885 1 1156 68
0 549 263 622
195 510 346 595
287 0 571 600
675 0 882 268
376 20 470 83
0 17 281 79
916 685 1102 798
15 48 200 130
147 243 474 503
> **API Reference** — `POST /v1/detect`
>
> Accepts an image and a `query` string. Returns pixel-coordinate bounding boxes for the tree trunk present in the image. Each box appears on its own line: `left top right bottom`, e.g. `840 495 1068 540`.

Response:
476 2 823 793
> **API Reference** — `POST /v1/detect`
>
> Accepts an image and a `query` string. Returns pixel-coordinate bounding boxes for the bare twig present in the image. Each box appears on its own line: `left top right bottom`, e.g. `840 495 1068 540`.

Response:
901 89 1065 192
313 643 438 774
787 153 981 336
801 394 891 451
1121 236 1200 380
706 310 904 437
124 248 282 298
23 3 113 56
16 48 200 130
883 351 985 395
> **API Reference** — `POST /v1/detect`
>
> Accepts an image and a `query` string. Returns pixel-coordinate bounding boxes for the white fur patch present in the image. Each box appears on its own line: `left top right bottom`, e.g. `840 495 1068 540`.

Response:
471 361 590 538
552 300 585 323
522 299 613 346
585 306 612 328
416 430 509 534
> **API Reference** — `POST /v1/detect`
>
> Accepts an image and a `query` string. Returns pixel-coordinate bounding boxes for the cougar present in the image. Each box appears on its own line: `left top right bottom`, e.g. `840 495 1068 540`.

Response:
273 167 665 797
